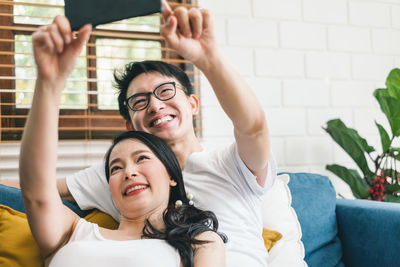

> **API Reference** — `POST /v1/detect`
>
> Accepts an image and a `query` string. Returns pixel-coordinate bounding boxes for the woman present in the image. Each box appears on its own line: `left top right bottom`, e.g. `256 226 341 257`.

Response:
19 23 226 267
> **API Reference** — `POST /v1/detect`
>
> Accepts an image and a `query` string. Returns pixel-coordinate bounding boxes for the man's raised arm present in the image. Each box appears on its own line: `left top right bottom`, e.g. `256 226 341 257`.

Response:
160 1 271 186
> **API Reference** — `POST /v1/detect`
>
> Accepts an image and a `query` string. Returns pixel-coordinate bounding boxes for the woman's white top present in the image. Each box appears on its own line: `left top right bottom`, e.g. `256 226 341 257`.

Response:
49 219 181 267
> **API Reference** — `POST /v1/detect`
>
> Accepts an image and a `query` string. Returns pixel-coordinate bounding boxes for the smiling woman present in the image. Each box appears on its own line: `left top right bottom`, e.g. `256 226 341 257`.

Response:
45 131 227 267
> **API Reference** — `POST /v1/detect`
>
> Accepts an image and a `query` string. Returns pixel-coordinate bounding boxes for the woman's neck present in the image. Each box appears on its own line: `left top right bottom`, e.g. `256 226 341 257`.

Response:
116 210 166 240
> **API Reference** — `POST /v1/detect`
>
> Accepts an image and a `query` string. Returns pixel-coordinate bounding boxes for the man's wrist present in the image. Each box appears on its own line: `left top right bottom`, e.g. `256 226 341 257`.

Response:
194 50 224 75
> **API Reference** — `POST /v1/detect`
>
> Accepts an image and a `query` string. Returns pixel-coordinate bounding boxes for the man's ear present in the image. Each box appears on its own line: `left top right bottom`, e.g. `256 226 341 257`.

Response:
169 179 177 187
125 121 135 131
188 94 199 116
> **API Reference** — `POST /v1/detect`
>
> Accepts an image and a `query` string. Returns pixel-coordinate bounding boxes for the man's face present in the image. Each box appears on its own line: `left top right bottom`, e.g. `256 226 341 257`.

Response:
125 72 199 143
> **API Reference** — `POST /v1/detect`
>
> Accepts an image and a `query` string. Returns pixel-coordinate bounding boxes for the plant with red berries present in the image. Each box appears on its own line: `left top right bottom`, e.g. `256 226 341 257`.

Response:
324 68 400 203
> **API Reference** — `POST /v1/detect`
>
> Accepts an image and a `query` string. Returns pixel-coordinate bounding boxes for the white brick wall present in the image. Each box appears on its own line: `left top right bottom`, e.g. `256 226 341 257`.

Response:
280 22 326 50
349 1 391 27
3 0 400 199
255 49 304 77
303 0 348 24
328 26 371 52
198 0 400 197
253 0 302 20
306 52 351 79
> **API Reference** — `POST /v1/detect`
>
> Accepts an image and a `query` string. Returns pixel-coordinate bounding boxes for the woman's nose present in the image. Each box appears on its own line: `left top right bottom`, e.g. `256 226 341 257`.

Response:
124 168 137 181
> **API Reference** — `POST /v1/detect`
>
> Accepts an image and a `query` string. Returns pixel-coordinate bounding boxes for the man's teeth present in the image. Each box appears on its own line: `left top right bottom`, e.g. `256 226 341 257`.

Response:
153 116 173 126
126 185 148 194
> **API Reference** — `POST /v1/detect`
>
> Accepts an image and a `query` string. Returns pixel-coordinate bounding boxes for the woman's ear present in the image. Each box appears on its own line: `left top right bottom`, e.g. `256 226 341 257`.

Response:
169 179 177 187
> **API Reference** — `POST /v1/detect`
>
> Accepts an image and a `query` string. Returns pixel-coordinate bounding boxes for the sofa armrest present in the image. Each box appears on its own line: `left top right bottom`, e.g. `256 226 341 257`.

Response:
0 184 92 217
336 198 400 267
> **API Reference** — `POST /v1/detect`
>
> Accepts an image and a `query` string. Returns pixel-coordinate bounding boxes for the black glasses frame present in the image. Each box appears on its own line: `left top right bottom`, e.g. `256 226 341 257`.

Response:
125 81 177 111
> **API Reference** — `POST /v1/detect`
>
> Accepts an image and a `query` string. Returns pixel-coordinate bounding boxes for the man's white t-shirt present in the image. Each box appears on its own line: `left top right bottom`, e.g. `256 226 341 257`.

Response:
66 143 277 267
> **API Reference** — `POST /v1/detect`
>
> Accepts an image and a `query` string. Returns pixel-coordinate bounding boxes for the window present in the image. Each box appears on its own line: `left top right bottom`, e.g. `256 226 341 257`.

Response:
0 0 201 141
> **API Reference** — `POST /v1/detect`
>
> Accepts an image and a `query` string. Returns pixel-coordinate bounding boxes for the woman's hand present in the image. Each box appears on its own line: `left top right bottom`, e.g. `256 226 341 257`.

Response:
160 0 219 70
32 15 91 85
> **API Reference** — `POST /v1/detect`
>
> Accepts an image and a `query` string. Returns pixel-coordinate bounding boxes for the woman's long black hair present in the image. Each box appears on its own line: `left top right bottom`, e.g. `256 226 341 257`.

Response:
104 131 227 267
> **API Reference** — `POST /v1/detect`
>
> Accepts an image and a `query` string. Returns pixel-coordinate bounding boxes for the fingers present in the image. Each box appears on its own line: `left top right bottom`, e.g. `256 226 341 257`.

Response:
73 24 92 50
174 7 191 37
53 15 72 44
188 8 203 39
47 23 64 53
32 16 91 56
32 26 54 52
33 15 73 54
200 9 212 32
163 6 211 39
161 0 173 20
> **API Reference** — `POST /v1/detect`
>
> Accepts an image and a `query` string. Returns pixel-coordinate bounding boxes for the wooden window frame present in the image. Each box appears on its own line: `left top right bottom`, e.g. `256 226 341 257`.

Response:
0 0 201 142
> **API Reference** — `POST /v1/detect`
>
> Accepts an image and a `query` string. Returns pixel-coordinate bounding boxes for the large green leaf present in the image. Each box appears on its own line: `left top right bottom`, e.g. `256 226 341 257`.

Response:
382 168 399 179
386 68 400 101
326 164 370 199
325 119 374 177
383 194 400 203
388 148 400 161
376 122 391 152
374 89 400 137
384 184 400 194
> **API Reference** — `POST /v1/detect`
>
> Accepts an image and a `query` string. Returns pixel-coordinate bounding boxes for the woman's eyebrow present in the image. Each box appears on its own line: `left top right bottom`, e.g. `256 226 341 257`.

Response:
109 149 152 167
131 149 150 157
109 157 121 167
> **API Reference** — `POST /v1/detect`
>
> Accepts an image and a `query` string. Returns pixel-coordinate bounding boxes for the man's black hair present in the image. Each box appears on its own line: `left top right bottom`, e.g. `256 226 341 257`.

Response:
114 61 194 123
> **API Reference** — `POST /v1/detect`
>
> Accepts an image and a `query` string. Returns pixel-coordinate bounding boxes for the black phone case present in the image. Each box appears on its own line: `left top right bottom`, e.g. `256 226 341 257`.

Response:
65 0 162 30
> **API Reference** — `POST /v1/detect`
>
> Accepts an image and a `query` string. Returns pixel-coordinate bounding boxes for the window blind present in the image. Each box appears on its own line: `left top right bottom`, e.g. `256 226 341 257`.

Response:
0 0 201 142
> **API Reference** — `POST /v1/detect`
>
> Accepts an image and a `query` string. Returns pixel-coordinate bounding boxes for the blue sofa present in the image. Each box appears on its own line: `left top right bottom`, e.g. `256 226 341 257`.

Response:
1 172 400 267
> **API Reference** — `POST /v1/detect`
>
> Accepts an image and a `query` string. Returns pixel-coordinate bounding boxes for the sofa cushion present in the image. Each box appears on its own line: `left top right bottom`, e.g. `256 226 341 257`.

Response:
262 227 282 251
0 205 41 267
0 184 92 217
285 172 345 267
262 174 307 266
0 204 120 266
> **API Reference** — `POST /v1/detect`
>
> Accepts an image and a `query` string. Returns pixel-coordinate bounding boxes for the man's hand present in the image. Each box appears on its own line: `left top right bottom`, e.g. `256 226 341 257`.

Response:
32 15 91 85
161 0 218 70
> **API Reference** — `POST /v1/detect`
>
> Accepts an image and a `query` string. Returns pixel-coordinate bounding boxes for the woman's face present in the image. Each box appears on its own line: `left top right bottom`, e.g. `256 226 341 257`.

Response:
108 139 176 219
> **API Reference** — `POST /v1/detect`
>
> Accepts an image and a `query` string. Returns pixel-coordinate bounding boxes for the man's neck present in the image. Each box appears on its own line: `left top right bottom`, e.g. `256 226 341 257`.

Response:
167 134 202 170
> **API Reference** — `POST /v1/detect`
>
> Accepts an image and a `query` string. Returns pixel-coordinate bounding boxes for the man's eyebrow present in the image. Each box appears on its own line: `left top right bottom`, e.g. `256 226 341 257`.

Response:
130 81 176 94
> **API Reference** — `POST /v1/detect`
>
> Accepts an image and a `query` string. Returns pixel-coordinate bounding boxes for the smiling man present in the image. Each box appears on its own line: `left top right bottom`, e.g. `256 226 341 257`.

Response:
4 1 278 266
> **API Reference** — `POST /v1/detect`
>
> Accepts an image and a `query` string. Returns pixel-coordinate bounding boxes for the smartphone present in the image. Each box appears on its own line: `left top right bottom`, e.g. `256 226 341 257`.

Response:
65 0 161 30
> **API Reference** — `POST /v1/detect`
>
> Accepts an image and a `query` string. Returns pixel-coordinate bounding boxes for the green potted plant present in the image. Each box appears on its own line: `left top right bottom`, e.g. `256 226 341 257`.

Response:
324 68 400 203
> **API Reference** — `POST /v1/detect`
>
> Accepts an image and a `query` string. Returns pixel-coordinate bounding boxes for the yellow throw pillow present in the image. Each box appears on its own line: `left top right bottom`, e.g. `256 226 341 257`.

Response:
84 209 118 229
0 205 42 267
262 227 282 251
0 205 119 267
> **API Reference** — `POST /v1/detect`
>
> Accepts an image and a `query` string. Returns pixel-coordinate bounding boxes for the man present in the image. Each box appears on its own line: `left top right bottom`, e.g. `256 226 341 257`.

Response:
4 1 276 266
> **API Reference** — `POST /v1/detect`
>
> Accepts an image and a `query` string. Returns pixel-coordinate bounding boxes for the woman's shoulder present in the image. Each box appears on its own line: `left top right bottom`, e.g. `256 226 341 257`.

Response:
193 231 225 266
194 231 225 249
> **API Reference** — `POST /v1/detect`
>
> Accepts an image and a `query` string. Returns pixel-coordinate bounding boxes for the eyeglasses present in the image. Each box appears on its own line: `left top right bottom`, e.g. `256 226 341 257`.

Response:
125 81 178 111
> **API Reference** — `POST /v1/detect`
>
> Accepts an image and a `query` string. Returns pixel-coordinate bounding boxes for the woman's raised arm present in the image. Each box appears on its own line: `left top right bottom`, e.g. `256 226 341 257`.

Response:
19 16 91 259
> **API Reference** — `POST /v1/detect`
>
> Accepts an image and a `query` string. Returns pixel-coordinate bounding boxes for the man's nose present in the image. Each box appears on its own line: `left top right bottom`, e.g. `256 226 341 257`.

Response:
147 94 166 113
